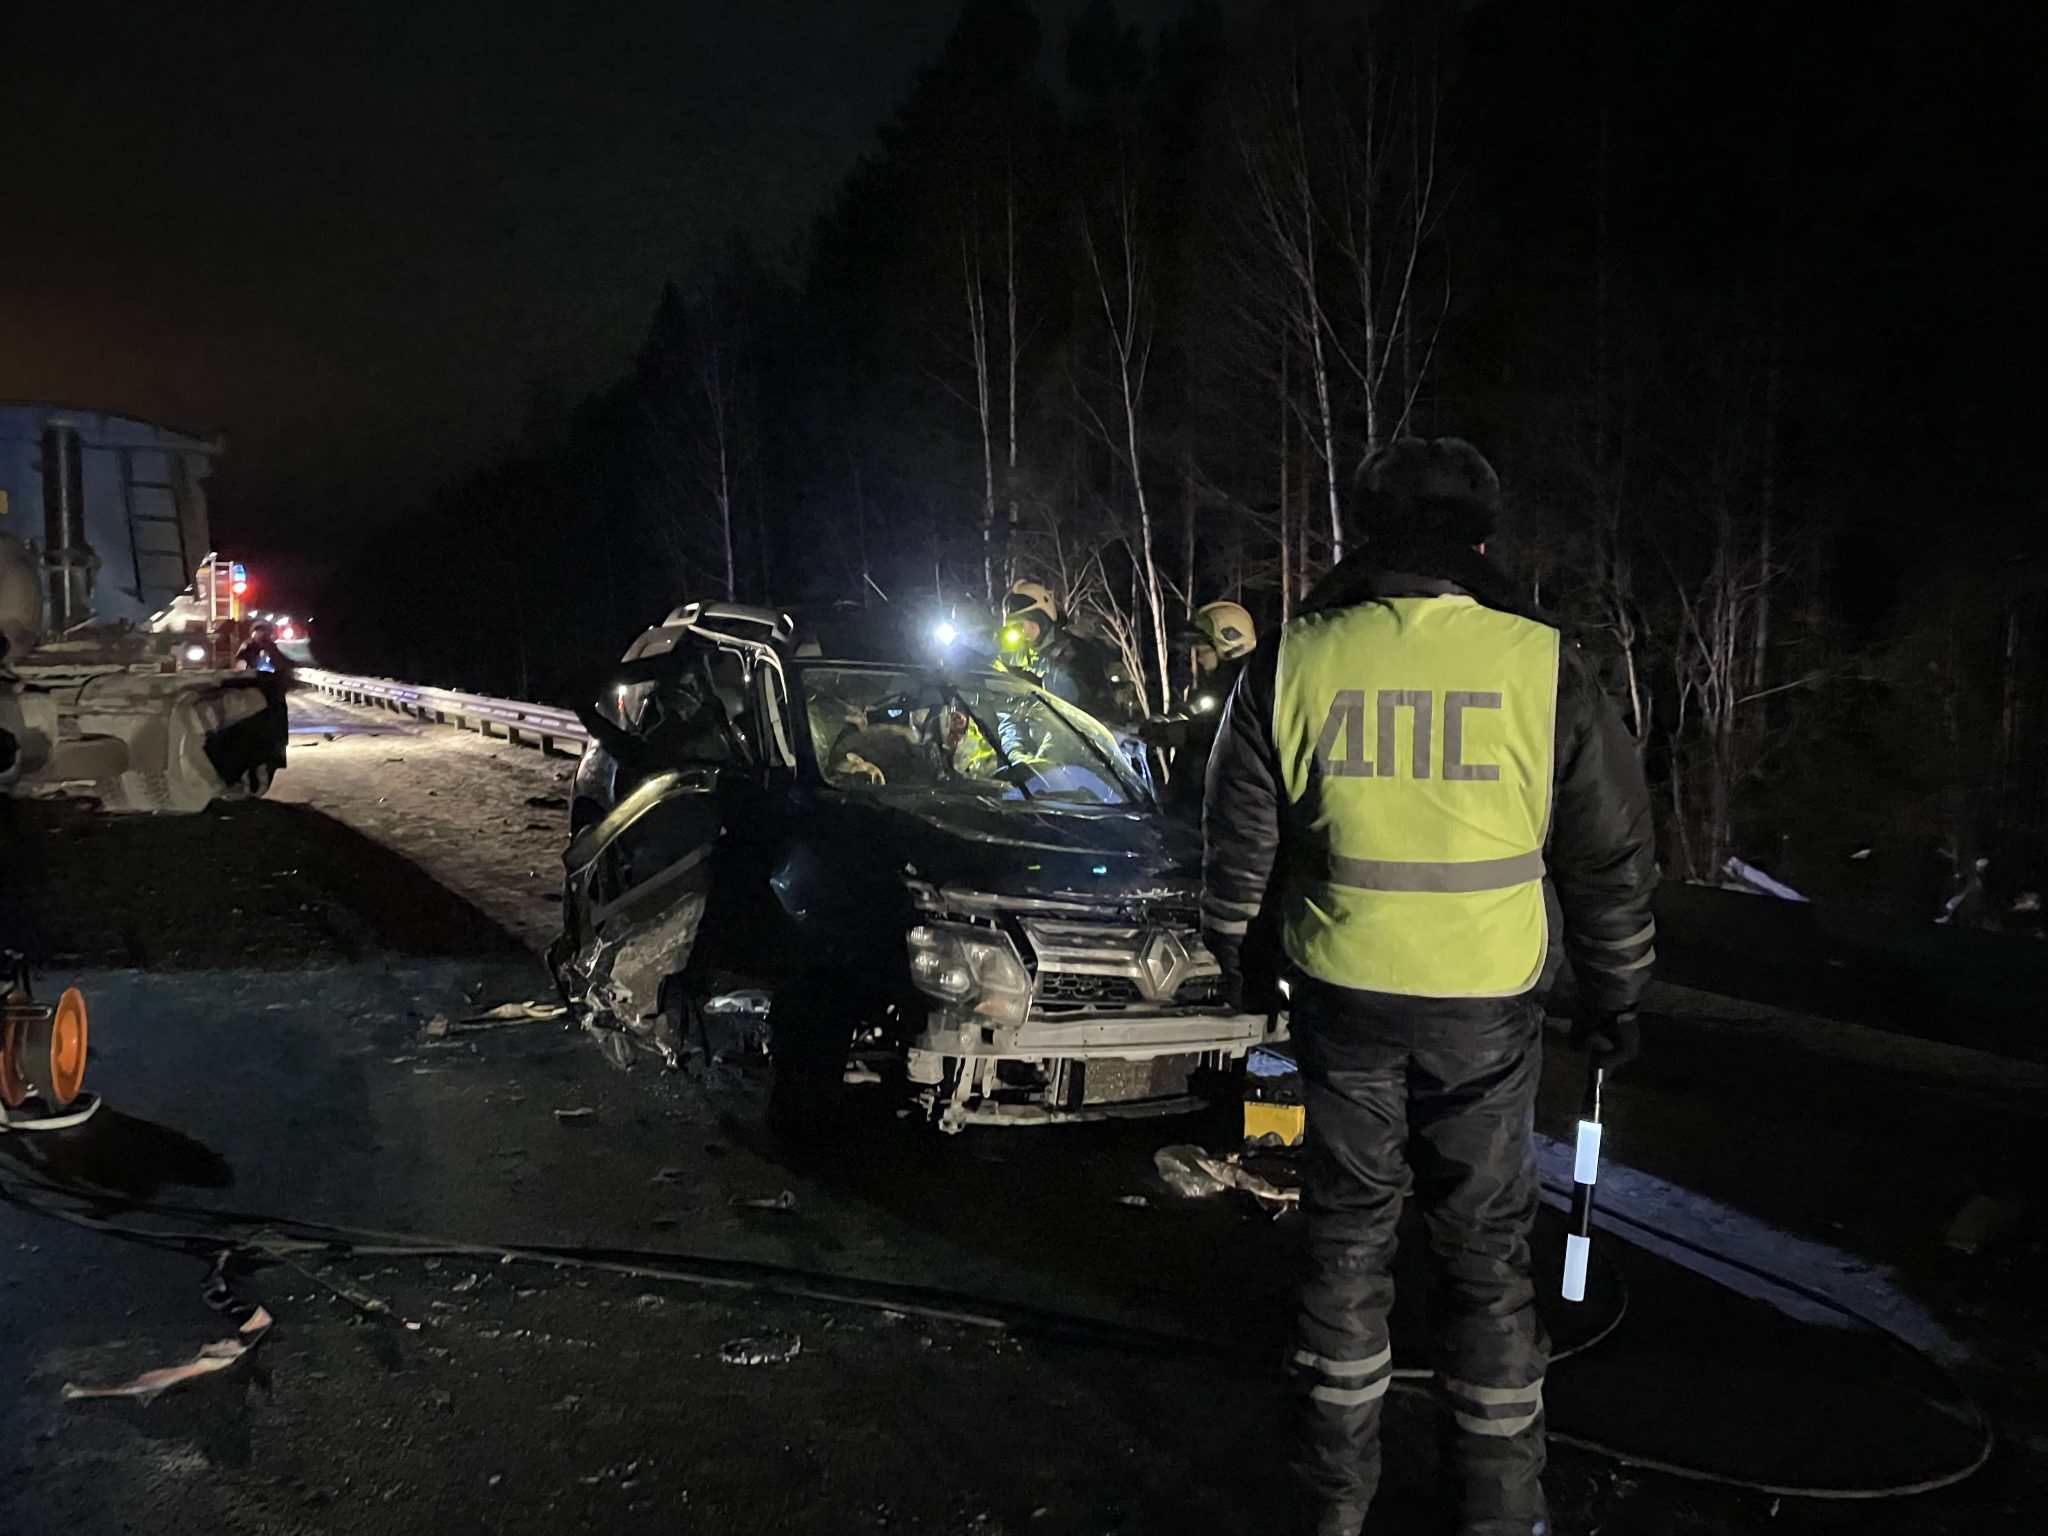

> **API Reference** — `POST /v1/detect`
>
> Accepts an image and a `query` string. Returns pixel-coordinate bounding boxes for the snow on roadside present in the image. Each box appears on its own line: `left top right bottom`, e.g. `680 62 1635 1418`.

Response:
271 694 574 951
1533 1135 1963 1360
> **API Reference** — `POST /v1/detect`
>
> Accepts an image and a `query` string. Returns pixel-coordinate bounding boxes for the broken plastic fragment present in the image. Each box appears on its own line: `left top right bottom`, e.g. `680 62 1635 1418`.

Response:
719 1332 800 1366
1154 1144 1300 1206
465 1000 569 1023
703 990 772 1016
62 1307 273 1402
1153 1144 1225 1198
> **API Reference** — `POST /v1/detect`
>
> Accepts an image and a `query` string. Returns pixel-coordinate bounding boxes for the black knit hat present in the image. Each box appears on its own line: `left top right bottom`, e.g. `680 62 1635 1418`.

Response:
1354 436 1501 548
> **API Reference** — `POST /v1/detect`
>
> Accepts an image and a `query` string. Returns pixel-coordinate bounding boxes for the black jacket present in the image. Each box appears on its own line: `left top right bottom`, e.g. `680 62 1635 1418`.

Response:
1030 627 1132 726
1201 551 1659 1013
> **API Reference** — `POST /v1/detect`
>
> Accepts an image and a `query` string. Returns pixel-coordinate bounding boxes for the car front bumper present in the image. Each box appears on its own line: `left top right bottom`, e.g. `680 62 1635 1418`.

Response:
906 1007 1278 1130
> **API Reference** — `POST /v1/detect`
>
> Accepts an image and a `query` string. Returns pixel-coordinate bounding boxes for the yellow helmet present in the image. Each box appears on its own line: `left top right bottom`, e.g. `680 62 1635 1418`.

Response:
1005 579 1058 627
1195 600 1257 660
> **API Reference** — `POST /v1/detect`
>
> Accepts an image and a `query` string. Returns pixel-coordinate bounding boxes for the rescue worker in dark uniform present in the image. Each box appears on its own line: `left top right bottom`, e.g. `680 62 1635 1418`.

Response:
1202 438 1658 1536
1145 600 1259 821
234 620 295 678
1001 580 1133 726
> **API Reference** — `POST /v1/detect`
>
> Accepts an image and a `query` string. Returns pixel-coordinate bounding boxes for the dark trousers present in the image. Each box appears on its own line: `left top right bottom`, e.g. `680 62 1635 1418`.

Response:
1289 981 1550 1536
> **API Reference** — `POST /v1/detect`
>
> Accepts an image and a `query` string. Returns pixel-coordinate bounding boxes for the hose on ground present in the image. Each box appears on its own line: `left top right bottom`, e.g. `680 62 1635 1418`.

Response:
0 1147 1994 1502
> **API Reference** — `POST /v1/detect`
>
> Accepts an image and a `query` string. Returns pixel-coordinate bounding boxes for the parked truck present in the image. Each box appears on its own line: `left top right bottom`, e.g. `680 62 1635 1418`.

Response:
0 404 286 812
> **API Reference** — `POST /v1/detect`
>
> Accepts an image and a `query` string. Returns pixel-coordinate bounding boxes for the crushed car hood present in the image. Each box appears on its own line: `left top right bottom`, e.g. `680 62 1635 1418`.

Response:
825 790 1202 902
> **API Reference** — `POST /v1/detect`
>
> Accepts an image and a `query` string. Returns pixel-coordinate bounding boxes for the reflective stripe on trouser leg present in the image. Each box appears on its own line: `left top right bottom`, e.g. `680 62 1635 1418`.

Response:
1291 1345 1395 1408
1442 1375 1545 1438
1288 1003 1410 1528
1406 999 1551 1532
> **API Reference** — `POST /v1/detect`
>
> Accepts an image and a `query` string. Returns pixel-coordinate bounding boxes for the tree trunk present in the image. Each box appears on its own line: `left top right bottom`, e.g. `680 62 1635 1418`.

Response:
1004 177 1021 591
962 233 998 605
716 422 735 602
1278 341 1294 621
1084 190 1171 715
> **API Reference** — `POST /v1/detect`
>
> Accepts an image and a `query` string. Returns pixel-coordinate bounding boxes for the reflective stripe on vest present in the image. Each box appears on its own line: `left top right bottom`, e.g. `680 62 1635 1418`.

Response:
1273 595 1559 998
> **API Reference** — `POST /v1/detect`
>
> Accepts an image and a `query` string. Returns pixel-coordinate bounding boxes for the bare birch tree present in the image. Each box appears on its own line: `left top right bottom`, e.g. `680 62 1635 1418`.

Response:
1232 27 1447 572
960 223 1000 603
1079 171 1172 715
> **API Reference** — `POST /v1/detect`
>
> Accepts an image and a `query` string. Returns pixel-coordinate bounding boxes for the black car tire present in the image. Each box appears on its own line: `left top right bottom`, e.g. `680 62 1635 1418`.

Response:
767 971 856 1140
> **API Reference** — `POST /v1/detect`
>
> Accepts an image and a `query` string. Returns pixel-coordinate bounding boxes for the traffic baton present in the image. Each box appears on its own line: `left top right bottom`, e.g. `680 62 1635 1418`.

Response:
1562 1064 1604 1303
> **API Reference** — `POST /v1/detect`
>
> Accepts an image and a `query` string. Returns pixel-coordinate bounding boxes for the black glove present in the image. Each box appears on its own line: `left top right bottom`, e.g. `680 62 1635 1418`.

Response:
1569 1008 1642 1076
1218 969 1246 1014
1203 927 1245 1014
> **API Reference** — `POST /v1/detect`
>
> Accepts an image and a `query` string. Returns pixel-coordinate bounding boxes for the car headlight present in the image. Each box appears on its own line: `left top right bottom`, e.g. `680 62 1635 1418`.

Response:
906 922 1032 1029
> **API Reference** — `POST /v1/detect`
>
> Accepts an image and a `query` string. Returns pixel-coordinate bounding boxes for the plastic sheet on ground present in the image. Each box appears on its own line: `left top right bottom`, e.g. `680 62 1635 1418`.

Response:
1153 1144 1300 1207
61 1307 273 1402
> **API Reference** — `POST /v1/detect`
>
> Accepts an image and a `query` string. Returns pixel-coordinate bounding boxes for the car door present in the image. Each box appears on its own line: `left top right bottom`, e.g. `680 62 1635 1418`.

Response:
556 636 757 1032
692 642 804 984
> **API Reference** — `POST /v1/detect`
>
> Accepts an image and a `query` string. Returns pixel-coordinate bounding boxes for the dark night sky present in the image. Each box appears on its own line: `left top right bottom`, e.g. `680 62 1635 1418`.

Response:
1 1 1012 557
8 0 2038 594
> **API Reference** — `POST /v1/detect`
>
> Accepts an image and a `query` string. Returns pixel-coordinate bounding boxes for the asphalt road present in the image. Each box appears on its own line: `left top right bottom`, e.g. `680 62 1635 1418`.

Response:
0 697 2041 1534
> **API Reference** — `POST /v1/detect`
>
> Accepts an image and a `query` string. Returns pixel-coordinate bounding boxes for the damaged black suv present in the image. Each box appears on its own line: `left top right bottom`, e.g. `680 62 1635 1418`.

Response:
549 602 1273 1132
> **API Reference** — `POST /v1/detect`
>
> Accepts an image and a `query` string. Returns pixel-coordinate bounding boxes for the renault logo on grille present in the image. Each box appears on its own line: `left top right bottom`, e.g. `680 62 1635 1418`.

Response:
1136 929 1193 1001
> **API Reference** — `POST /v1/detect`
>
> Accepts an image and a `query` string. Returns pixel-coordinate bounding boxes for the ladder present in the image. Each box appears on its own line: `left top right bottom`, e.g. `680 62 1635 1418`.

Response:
119 448 195 606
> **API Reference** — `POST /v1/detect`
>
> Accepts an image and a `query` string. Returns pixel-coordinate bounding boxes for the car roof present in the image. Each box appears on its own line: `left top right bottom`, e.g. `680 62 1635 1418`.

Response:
630 600 935 666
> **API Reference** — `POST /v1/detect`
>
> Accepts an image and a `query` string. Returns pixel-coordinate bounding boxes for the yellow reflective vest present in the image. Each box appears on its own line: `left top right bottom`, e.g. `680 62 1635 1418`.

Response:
1271 595 1559 997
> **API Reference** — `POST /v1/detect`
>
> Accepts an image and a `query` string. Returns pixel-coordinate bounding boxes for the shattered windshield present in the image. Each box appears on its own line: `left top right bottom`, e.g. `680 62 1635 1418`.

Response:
799 665 1141 808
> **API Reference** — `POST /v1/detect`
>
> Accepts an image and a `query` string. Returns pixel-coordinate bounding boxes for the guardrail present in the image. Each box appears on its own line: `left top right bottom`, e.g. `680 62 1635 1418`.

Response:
298 668 590 755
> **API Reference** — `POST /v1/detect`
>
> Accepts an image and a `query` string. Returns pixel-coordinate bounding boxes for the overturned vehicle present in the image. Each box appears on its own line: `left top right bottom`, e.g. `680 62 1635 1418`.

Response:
1 407 285 812
549 602 1275 1131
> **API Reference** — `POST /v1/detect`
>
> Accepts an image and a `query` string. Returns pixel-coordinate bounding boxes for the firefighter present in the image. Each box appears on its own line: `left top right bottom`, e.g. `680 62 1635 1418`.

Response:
1189 599 1257 712
1146 600 1259 820
999 580 1132 725
1202 437 1657 1536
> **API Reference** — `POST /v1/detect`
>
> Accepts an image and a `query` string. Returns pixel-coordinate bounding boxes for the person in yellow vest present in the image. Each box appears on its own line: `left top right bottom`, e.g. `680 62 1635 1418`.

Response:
1202 438 1657 1536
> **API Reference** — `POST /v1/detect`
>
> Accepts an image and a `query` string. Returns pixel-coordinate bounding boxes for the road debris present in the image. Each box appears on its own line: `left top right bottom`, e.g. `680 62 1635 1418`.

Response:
423 1013 451 1038
524 794 568 810
719 1332 801 1366
1153 1144 1223 1198
731 1189 797 1211
1117 1194 1150 1207
62 1307 273 1402
1154 1143 1300 1208
463 1000 568 1024
553 1106 596 1125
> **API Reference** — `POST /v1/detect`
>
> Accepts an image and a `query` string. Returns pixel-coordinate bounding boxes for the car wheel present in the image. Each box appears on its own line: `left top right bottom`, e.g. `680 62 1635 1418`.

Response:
767 972 856 1140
